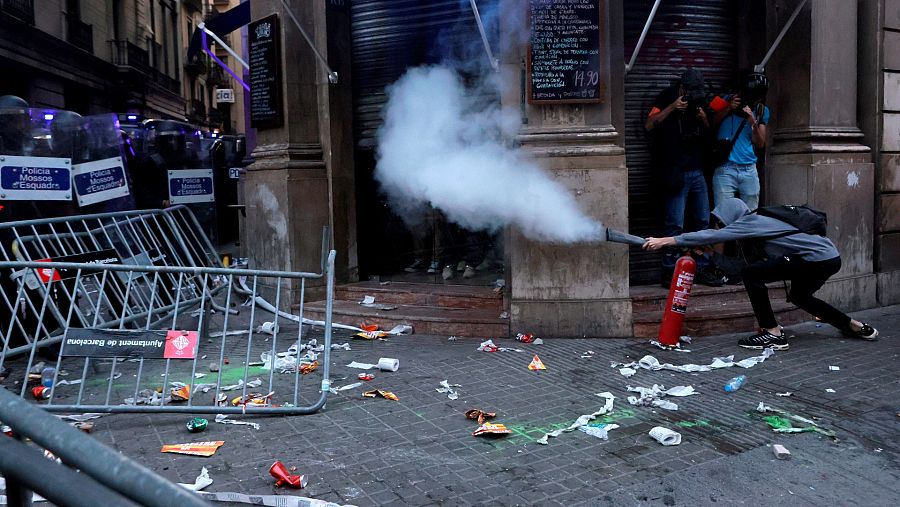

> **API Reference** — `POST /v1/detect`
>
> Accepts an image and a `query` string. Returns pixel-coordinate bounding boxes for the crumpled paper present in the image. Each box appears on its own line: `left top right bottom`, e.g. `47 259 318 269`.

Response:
220 378 263 392
537 392 616 445
627 384 697 411
214 414 261 430
477 339 522 353
579 423 620 440
178 467 213 491
346 361 378 370
613 348 775 376
436 380 462 400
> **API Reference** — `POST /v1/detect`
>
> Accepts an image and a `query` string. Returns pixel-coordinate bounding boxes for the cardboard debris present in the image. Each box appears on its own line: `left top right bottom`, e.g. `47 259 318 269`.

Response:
472 422 511 437
161 441 225 457
528 355 546 371
465 409 496 425
362 389 398 401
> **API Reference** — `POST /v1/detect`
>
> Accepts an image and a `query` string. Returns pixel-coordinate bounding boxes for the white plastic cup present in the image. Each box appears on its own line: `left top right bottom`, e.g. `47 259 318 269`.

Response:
377 357 399 372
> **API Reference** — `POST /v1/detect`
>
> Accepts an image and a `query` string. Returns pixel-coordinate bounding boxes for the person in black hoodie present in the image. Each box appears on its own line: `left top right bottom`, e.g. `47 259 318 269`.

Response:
643 198 878 350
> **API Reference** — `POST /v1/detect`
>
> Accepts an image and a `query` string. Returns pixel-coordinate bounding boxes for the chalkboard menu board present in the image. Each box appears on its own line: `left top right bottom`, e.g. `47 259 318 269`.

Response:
249 14 283 129
528 0 605 104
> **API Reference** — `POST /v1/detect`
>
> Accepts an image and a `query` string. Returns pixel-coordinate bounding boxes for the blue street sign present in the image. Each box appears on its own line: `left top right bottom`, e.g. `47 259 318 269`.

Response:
0 156 72 201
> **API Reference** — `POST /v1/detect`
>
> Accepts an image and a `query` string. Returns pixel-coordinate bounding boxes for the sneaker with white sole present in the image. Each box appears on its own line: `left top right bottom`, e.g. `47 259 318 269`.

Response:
842 323 878 341
738 330 789 350
442 265 454 280
463 265 476 279
426 261 440 274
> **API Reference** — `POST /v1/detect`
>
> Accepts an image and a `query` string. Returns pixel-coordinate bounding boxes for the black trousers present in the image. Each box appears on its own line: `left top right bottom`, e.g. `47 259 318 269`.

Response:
741 255 850 330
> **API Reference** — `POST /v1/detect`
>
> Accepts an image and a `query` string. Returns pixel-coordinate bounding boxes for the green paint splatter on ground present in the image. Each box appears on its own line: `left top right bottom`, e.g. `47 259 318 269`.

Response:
676 419 713 428
503 422 570 443
589 408 637 426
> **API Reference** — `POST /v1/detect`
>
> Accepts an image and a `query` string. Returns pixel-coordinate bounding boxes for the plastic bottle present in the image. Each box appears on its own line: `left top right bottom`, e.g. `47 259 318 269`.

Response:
41 367 56 388
724 375 746 392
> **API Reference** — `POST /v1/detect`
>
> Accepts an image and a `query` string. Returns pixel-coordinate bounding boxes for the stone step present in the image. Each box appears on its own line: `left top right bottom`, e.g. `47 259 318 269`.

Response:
633 299 808 338
303 300 509 338
630 282 791 314
333 281 503 312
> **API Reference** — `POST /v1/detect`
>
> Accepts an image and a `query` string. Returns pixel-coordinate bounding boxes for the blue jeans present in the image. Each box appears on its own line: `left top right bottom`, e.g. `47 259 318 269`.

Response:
662 169 710 271
713 163 759 211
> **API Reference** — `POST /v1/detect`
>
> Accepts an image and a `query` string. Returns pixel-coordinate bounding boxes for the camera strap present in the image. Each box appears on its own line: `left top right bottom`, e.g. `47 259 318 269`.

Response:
726 116 748 148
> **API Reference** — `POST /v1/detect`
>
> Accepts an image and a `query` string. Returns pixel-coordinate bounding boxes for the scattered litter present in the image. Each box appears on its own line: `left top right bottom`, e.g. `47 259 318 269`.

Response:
55 379 82 386
355 324 388 340
214 414 260 430
56 413 104 422
829 366 840 371
178 467 213 491
533 338 544 345
579 423 619 440
499 311 509 319
757 402 837 438
171 386 191 401
73 421 94 433
436 380 462 400
357 373 374 381
331 343 351 351
649 340 691 353
612 348 775 375
448 336 460 341
270 461 308 489
358 295 398 311
582 351 596 359
186 418 208 433
194 373 206 379
473 422 511 437
494 279 505 288
477 339 522 353
680 335 692 344
775 392 793 397
378 357 399 372
516 333 535 343
209 363 219 372
465 409 496 424
259 321 279 335
619 367 636 378
537 392 616 445
161 441 225 457
220 378 263 392
329 382 363 394
300 361 319 375
649 426 682 446
347 361 377 370
362 389 398 401
627 384 697 411
528 355 546 371
388 324 413 335
874 448 883 453
209 330 250 338
230 392 274 408
825 388 836 393
124 389 169 406
194 491 353 506
773 444 792 460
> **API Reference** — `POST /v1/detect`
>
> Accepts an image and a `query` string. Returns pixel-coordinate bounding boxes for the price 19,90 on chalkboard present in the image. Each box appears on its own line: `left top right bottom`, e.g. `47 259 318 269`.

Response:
528 0 605 104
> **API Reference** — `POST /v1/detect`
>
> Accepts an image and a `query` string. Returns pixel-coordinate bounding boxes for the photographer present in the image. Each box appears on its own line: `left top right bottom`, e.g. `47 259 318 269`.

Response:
645 68 723 287
709 72 770 210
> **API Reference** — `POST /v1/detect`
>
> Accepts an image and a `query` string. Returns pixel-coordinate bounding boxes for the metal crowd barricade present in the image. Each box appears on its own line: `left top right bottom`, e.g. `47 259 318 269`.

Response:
0 206 225 357
0 250 335 415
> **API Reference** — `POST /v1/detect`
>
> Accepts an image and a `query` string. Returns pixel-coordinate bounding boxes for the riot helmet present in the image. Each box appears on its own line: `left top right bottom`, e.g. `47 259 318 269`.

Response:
49 110 84 158
0 95 31 154
151 120 187 162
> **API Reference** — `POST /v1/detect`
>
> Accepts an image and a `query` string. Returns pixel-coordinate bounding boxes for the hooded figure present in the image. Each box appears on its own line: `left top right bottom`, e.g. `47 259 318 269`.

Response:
643 198 878 349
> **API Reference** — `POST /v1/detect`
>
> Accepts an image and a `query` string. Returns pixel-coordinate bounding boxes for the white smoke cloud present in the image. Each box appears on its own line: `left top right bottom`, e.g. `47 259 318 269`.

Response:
374 65 603 243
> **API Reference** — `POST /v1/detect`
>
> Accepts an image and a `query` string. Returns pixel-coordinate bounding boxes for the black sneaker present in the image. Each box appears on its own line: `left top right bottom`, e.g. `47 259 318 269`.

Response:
695 269 726 287
738 329 789 350
842 323 878 341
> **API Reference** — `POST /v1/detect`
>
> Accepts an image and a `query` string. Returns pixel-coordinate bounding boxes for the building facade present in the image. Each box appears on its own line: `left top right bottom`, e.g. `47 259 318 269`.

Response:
0 0 246 128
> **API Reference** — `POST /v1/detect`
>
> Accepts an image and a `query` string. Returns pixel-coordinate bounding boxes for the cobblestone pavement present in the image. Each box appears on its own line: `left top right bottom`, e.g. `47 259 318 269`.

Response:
8 305 900 506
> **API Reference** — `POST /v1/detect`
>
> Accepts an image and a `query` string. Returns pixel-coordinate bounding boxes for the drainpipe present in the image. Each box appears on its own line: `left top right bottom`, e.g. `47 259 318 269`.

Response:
625 0 662 74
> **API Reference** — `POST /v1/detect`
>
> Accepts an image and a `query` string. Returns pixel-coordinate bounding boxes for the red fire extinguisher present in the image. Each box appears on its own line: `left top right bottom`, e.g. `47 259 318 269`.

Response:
658 254 696 347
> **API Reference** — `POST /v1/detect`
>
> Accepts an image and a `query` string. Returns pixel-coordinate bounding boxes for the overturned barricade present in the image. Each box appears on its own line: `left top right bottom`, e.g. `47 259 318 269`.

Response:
0 208 335 415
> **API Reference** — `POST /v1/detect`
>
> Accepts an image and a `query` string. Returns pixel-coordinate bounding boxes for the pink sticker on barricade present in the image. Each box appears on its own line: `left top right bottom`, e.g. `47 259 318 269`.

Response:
165 330 198 359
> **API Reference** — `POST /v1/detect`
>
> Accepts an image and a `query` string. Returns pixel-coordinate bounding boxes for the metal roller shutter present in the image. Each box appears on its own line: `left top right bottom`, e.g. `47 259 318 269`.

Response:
350 0 496 150
624 0 737 285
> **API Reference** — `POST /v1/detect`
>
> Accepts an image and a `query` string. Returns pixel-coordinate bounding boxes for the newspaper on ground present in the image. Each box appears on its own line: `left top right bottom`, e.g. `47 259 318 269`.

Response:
537 392 616 445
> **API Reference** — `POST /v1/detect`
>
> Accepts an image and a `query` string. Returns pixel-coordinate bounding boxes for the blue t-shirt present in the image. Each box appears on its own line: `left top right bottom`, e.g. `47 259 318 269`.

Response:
717 106 770 165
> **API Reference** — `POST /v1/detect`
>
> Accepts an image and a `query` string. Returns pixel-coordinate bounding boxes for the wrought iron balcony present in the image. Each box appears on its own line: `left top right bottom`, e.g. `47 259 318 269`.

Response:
108 40 151 72
67 16 93 53
0 0 34 25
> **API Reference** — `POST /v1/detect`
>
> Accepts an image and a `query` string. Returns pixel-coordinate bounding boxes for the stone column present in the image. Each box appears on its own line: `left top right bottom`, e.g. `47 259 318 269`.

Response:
765 0 877 310
244 0 356 303
506 0 630 337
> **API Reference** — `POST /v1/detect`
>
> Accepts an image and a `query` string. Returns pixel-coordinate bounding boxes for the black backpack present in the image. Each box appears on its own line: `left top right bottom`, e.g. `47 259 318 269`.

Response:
753 205 828 237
